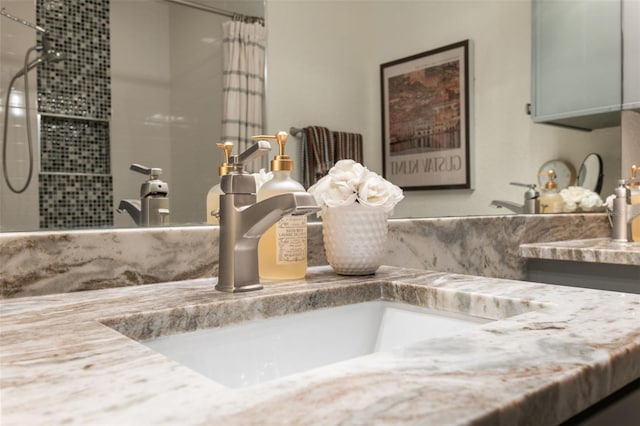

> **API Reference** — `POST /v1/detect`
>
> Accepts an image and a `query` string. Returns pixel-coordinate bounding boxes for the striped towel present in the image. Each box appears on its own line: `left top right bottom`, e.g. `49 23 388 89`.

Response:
332 131 363 164
301 126 334 188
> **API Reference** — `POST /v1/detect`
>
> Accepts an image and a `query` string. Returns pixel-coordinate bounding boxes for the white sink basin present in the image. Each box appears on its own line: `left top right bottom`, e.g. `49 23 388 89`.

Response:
142 301 489 388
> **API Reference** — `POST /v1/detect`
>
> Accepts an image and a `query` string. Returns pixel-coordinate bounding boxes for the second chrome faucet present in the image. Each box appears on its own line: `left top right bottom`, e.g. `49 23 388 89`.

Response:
216 141 320 293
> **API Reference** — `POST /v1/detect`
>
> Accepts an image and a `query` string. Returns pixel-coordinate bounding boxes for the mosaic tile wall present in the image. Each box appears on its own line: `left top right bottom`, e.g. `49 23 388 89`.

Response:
39 174 113 229
40 116 110 174
36 0 113 229
36 0 111 118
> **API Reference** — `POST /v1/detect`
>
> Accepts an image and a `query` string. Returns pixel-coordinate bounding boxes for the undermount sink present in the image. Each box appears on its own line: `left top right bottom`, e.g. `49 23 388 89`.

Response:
142 300 490 388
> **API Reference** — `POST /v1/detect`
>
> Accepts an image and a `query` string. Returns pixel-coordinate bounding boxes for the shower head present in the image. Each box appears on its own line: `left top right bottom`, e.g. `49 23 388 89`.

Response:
12 46 65 80
43 49 65 64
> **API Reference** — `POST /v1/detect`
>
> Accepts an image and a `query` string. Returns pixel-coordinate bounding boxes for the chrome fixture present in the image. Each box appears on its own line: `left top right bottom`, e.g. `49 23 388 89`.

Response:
1 8 65 194
611 179 640 242
490 182 540 214
216 141 320 293
117 164 170 226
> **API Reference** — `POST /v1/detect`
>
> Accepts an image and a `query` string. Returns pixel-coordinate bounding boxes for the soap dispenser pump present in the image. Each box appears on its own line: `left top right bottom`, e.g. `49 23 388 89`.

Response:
253 131 308 280
206 141 234 224
539 169 564 213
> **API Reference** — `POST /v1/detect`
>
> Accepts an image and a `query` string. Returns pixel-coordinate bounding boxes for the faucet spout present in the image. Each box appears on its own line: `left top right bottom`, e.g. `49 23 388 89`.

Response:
244 193 319 238
490 200 524 214
117 199 141 225
216 192 320 293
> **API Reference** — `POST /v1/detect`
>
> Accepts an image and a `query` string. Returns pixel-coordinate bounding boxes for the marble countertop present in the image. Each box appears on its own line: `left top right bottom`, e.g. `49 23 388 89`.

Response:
519 238 640 266
1 266 640 425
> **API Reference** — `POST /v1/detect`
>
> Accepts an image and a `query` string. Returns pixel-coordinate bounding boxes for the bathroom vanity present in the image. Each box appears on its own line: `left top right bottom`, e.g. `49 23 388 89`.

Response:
520 238 640 294
1 266 639 424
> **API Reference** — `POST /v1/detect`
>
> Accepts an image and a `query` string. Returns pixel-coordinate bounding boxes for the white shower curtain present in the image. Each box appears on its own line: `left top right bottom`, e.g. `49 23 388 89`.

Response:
221 19 267 171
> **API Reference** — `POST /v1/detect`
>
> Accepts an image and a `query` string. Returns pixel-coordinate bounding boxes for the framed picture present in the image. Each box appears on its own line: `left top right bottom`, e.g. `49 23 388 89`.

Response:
381 40 471 190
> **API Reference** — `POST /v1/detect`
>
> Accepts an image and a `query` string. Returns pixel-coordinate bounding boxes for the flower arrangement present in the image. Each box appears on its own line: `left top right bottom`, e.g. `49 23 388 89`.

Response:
307 160 404 217
559 186 603 212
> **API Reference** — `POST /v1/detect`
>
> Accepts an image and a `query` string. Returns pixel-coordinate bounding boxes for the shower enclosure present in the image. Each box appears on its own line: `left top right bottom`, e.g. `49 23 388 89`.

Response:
0 0 264 232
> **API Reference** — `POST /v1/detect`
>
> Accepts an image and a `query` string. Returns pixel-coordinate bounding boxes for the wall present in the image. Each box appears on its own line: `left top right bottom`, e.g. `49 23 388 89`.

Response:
0 0 39 231
265 0 621 218
168 4 225 225
113 0 264 227
111 0 172 228
2 0 263 230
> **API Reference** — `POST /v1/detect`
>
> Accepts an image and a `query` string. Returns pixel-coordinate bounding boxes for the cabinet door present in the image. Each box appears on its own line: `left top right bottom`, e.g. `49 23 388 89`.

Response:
623 0 640 110
531 0 622 130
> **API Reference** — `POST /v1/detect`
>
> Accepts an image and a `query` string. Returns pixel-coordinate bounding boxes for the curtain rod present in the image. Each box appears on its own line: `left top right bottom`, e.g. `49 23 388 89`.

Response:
164 0 262 23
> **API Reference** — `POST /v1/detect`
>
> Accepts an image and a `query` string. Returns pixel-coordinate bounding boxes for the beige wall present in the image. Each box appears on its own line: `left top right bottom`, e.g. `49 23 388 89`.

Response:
0 0 39 231
265 0 622 218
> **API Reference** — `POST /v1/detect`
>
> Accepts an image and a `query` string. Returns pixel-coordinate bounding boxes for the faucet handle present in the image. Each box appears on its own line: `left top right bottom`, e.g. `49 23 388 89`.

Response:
221 141 271 195
509 182 536 189
130 164 162 179
231 140 271 171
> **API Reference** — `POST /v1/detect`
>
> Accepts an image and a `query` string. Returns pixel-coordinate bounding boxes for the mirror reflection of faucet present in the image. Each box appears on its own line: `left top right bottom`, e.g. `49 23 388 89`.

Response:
490 182 540 214
117 164 170 226
216 141 320 293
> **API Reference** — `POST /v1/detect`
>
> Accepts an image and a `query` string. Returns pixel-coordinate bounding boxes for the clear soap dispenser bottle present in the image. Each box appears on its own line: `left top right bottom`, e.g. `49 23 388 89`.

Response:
539 169 564 213
630 165 640 242
254 131 308 280
206 142 233 224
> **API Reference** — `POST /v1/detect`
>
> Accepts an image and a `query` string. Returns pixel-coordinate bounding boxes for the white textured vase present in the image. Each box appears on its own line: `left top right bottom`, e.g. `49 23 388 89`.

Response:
322 203 388 275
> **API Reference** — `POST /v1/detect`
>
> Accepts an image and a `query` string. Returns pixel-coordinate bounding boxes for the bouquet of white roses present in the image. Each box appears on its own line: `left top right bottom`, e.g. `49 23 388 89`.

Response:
559 186 603 212
307 160 404 217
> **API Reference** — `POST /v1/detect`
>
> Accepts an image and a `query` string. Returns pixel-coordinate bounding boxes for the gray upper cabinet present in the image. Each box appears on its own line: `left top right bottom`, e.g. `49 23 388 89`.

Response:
623 0 640 111
531 0 623 130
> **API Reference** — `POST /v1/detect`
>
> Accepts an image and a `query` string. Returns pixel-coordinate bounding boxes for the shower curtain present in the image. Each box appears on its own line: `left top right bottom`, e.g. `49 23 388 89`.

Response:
221 19 267 171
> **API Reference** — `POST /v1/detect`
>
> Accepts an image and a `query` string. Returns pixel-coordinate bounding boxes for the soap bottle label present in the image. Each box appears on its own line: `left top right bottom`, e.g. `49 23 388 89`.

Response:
275 215 307 264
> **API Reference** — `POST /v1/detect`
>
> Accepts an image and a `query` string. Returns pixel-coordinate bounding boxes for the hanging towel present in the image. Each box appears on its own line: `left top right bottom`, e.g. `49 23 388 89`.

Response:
332 131 363 164
301 126 334 188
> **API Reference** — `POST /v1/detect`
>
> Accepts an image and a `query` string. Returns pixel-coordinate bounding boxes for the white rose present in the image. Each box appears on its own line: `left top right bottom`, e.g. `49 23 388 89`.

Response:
308 172 357 216
560 186 602 211
306 160 403 217
604 194 615 210
580 193 603 211
328 159 366 191
357 170 404 215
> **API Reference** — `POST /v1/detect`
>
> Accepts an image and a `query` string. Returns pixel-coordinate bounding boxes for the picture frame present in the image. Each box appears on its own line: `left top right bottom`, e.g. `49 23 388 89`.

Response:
381 40 471 190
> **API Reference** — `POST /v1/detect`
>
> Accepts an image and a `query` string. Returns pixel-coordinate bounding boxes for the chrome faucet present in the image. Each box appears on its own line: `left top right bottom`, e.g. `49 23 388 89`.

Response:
117 164 170 226
490 182 540 214
216 141 320 293
611 179 640 242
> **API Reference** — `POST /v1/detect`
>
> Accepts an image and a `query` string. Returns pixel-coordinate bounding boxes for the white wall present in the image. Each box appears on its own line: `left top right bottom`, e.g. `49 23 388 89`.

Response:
113 0 263 226
265 0 621 218
0 0 40 231
111 0 173 228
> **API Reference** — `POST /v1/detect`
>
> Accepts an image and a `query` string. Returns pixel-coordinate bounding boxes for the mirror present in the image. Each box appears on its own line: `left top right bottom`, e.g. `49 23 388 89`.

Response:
0 0 625 232
577 153 604 194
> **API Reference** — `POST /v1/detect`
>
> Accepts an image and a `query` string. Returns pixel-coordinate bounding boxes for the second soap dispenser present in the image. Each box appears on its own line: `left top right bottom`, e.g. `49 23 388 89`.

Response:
254 131 308 280
539 169 564 213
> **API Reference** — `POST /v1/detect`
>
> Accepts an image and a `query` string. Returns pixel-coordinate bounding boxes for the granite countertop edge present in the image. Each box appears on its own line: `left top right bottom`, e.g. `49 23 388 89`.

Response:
519 237 640 266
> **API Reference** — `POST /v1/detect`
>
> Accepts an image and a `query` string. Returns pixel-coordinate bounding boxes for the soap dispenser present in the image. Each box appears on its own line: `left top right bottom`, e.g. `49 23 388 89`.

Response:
539 169 564 213
206 142 234 224
630 165 640 242
254 131 308 280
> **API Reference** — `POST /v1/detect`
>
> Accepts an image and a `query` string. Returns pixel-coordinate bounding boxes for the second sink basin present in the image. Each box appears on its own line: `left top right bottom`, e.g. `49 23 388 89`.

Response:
142 300 490 388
